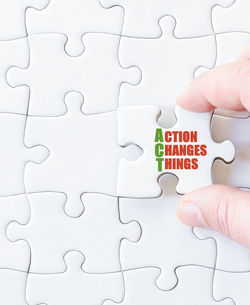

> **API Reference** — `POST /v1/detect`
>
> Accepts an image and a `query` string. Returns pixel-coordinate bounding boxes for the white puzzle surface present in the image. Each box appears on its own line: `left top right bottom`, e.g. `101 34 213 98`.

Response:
1 1 250 305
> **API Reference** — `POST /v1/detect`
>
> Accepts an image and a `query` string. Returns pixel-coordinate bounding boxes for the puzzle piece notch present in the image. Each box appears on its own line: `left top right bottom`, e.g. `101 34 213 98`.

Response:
7 33 140 116
104 266 234 305
24 91 140 217
101 0 234 38
117 105 235 198
0 113 48 196
120 175 216 290
26 0 123 56
119 16 216 126
7 191 141 273
0 0 49 40
27 251 124 305
0 38 29 115
212 115 250 188
0 194 30 271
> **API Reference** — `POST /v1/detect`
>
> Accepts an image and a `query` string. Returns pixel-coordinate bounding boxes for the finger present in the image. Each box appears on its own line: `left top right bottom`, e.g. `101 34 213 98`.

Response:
177 45 250 113
177 185 250 249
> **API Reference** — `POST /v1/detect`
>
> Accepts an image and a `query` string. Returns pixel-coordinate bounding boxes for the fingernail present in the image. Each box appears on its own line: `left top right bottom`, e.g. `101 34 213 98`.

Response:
177 203 207 228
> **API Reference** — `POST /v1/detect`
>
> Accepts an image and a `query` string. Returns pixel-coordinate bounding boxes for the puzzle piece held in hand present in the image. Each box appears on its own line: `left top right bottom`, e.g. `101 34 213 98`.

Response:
118 105 235 198
7 192 140 273
101 0 234 38
27 251 124 305
104 266 234 305
8 34 140 116
120 175 216 290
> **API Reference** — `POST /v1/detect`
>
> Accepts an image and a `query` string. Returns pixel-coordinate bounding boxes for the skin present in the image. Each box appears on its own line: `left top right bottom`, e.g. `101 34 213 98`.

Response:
176 45 250 249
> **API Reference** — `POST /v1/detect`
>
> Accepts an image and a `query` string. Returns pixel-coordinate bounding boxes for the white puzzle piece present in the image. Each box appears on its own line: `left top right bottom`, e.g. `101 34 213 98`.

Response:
0 38 29 115
0 113 48 196
119 175 216 290
25 0 123 56
212 114 250 188
24 92 139 216
214 270 250 305
0 194 30 271
26 251 124 305
0 268 28 305
195 32 250 118
7 34 140 116
101 0 234 38
119 16 215 126
104 266 234 305
213 0 250 34
0 0 49 40
7 192 140 273
194 227 250 272
117 105 235 198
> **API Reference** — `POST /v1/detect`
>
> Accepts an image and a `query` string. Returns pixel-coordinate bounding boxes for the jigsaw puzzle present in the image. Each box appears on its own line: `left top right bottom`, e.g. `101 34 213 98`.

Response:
1 1 250 305
117 105 235 197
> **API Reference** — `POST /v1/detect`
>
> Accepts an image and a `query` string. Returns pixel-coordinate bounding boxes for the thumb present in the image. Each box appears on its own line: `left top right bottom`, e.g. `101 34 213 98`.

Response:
177 185 250 249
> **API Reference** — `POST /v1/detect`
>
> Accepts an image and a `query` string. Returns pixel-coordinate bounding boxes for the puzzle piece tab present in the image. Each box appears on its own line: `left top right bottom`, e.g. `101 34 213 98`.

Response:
26 0 123 56
118 105 235 198
101 0 234 38
120 175 216 290
27 251 124 305
104 266 233 305
7 192 140 273
0 38 29 114
0 194 30 271
0 113 47 196
8 34 140 116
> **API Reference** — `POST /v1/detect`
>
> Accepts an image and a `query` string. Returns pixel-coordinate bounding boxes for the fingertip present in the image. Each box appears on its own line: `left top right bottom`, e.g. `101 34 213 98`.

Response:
177 199 208 228
176 82 215 113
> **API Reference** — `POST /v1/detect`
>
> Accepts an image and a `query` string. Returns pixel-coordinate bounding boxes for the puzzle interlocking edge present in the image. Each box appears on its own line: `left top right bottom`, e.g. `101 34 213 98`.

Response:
0 1 249 305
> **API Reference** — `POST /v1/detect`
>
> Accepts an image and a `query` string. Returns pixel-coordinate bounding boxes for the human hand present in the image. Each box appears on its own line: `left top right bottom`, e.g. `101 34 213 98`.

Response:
176 45 250 249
